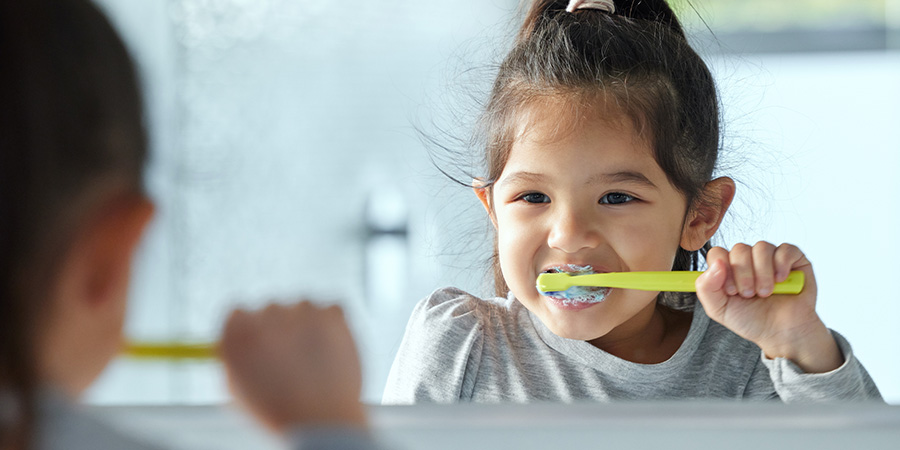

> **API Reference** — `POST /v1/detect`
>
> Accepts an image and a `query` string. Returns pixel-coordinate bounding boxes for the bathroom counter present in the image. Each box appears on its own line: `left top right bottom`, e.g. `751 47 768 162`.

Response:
93 401 900 450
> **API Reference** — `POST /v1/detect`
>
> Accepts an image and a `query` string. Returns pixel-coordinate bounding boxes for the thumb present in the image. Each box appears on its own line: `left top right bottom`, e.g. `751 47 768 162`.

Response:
695 259 730 322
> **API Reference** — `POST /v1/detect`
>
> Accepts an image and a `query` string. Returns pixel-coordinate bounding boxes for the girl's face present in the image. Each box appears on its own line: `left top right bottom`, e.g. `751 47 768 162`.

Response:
483 104 694 341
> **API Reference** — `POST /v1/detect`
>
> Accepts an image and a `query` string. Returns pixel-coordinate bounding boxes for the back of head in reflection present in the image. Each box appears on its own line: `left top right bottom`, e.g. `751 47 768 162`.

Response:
0 1 378 449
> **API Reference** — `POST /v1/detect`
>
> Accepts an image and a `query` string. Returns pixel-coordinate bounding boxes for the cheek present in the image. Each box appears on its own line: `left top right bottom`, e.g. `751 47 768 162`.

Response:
611 214 685 269
495 209 534 251
495 212 542 283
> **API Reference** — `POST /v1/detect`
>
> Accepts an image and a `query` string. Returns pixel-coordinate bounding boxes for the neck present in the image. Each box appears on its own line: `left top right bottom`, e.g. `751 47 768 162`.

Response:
587 301 691 364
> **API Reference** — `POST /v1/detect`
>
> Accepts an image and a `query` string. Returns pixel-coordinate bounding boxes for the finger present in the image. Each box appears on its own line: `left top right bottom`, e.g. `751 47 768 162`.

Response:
706 246 736 296
773 243 806 281
751 241 776 297
221 308 251 350
261 302 286 319
220 309 258 380
324 304 344 317
729 243 755 298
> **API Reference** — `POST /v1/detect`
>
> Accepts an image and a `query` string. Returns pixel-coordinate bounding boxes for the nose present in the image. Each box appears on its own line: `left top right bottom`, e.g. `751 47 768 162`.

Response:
546 205 603 254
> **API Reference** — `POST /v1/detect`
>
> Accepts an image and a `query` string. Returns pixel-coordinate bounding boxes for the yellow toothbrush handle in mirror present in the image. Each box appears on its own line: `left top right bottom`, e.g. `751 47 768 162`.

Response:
122 342 218 360
536 270 805 295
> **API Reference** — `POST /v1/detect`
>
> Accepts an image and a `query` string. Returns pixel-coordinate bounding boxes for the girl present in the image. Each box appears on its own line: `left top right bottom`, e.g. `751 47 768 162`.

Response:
0 0 381 449
382 0 881 403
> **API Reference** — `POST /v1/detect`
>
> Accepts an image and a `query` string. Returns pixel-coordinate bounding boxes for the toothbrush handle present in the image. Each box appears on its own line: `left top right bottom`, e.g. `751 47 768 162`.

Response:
587 270 805 294
122 342 218 360
771 270 805 294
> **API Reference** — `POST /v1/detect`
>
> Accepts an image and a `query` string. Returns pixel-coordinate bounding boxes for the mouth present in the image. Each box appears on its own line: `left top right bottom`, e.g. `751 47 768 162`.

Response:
539 264 611 305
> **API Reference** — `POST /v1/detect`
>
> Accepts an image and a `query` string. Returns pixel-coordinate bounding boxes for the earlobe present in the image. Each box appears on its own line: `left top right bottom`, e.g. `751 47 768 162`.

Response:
472 179 497 229
680 177 735 251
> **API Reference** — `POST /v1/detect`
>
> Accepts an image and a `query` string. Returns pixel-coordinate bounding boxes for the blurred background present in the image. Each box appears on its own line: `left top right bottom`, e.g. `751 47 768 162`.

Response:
86 0 900 405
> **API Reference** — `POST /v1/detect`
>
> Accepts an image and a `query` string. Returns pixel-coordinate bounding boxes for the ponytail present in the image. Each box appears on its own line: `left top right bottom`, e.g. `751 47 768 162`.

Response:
518 0 686 43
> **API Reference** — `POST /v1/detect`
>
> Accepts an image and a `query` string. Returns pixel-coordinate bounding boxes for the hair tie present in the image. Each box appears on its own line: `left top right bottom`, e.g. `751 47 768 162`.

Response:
565 0 616 14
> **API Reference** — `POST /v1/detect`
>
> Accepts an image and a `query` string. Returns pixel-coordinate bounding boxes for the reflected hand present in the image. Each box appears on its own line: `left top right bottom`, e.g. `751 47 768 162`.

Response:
220 301 367 431
695 242 842 373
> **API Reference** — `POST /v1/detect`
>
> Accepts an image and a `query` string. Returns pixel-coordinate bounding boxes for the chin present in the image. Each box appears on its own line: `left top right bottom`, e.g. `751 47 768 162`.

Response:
546 320 610 341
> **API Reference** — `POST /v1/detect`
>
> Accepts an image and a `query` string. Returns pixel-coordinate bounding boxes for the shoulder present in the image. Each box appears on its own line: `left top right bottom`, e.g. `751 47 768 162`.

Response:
408 286 515 328
398 287 504 361
691 305 765 374
413 286 486 320
404 287 529 346
688 305 776 398
383 287 515 404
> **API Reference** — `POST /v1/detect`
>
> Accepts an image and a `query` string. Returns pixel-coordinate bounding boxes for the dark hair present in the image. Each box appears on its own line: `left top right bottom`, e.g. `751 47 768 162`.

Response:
477 0 720 302
0 0 146 447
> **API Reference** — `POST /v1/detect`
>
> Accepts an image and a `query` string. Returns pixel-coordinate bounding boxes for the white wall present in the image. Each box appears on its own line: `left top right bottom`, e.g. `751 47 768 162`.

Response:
711 51 900 403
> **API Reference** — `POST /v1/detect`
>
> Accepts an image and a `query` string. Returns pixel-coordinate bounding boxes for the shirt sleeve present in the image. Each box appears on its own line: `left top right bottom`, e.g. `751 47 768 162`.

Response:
381 287 485 404
286 427 389 450
762 330 883 402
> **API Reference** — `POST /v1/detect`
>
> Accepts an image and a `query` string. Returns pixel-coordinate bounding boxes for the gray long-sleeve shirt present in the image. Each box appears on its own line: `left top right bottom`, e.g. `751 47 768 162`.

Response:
382 287 882 404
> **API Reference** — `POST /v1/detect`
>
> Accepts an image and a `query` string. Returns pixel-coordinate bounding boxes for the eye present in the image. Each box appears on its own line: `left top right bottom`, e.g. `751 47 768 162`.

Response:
519 192 550 204
599 192 634 205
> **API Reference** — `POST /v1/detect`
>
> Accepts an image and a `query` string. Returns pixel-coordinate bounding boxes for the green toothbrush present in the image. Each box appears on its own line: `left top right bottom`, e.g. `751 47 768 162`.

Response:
536 271 805 295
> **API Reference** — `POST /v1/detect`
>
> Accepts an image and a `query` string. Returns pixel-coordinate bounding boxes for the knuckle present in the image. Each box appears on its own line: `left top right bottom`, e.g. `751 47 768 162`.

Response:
224 309 248 328
777 243 800 254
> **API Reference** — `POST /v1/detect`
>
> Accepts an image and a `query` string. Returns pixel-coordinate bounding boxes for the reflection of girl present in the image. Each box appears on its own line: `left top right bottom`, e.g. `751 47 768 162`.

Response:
383 0 881 403
0 1 382 448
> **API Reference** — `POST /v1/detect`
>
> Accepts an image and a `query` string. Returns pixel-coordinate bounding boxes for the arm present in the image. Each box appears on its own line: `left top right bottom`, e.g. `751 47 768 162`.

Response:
697 242 882 401
761 330 882 402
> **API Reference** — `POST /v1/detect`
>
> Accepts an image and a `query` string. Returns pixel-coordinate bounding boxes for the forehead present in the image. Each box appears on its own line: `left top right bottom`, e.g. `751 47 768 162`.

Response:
505 95 658 171
513 92 652 145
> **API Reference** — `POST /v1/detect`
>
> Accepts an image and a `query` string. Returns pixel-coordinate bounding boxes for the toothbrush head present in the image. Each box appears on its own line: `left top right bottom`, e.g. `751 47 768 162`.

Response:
536 270 611 304
536 272 576 294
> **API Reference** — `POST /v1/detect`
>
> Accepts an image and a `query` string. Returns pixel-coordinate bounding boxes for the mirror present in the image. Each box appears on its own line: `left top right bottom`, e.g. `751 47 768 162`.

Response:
87 0 898 405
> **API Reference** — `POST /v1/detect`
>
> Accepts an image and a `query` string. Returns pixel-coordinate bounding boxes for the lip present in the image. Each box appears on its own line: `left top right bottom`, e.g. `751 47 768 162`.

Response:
537 264 613 308
543 294 608 311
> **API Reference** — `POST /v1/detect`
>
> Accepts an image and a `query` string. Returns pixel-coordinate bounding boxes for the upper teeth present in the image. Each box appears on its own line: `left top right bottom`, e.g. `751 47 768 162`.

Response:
545 264 593 274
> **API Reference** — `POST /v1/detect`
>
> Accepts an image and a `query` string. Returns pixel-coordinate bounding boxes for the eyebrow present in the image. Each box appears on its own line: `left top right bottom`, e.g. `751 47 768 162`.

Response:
498 170 658 189
588 171 658 189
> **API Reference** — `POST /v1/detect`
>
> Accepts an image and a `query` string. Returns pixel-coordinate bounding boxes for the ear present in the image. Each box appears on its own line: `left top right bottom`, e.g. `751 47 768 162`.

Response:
64 193 155 310
41 193 155 395
472 179 497 229
680 177 735 251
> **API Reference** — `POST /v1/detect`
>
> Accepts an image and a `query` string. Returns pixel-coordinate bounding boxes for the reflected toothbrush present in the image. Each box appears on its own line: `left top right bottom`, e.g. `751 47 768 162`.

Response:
122 342 218 360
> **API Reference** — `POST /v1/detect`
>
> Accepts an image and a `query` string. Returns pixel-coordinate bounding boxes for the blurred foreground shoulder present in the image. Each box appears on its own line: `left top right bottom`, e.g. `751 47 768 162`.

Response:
287 427 391 450
36 390 165 450
382 287 491 404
